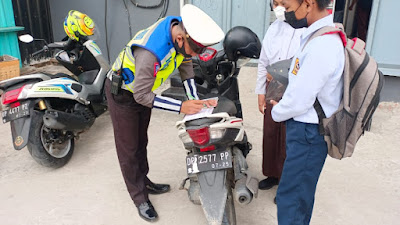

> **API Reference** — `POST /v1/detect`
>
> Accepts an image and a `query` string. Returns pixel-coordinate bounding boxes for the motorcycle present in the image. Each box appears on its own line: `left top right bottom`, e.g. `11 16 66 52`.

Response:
162 26 261 225
0 34 110 168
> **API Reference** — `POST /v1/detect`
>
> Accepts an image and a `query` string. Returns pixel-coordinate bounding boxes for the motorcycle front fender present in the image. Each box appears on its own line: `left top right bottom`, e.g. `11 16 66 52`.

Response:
198 169 229 225
10 116 32 150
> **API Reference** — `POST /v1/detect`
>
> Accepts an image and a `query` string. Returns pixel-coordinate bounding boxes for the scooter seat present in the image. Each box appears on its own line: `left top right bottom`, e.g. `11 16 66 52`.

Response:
185 117 221 127
50 73 77 81
185 97 237 127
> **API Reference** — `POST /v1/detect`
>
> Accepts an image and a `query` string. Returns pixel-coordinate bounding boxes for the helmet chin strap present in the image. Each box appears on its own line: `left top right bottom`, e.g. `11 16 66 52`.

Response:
174 39 192 58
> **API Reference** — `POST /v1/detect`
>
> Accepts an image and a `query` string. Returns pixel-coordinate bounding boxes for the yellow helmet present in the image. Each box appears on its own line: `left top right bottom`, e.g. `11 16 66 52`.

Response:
63 10 95 41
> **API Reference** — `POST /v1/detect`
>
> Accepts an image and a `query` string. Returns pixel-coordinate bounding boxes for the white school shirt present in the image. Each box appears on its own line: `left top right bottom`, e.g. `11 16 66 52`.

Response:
255 20 304 94
271 15 345 124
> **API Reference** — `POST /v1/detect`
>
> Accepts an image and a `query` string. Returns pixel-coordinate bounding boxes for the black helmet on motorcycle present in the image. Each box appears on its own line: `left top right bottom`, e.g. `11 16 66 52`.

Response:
223 26 261 61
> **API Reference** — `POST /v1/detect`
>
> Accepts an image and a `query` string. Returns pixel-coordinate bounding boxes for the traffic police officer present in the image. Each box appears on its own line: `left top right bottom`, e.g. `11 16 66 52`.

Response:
105 4 224 222
271 0 344 224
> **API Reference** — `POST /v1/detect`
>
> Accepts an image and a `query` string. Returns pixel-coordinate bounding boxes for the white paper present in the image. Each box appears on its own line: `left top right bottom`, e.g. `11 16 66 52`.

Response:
182 97 218 122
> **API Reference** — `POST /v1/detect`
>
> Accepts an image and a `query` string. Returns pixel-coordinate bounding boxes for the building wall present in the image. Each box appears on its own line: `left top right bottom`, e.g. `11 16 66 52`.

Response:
12 0 53 64
187 0 271 50
0 0 23 63
49 0 180 64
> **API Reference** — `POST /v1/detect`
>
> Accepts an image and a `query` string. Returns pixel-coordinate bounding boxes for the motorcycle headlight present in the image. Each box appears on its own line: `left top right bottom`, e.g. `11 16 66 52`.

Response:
210 128 226 139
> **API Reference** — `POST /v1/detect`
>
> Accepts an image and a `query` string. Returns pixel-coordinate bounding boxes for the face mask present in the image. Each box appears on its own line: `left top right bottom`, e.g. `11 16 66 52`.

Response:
174 39 192 58
284 2 308 29
274 6 286 21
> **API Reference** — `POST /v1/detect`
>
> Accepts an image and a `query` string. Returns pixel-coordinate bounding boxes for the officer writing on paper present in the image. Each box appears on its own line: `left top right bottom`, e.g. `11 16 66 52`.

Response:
104 4 224 222
270 0 344 224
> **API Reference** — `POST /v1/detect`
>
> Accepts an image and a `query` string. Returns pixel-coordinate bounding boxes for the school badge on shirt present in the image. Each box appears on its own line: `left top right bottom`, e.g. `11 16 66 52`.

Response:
292 58 300 75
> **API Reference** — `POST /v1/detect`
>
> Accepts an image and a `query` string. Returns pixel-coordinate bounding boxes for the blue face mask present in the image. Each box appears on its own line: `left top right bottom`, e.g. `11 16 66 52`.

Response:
284 2 308 29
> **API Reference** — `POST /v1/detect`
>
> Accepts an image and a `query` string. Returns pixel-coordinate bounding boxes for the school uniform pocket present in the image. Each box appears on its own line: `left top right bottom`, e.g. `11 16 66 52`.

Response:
286 119 308 145
304 123 323 144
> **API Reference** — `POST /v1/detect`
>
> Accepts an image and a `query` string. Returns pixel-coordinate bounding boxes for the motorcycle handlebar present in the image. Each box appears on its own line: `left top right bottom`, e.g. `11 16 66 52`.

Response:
31 48 47 57
31 39 76 57
47 40 71 49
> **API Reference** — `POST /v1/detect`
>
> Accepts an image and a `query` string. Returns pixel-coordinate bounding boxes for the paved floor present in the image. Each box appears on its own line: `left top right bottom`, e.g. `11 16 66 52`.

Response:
0 66 399 225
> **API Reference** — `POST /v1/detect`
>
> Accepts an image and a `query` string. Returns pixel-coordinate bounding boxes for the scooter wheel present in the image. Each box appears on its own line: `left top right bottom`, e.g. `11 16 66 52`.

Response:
27 111 74 168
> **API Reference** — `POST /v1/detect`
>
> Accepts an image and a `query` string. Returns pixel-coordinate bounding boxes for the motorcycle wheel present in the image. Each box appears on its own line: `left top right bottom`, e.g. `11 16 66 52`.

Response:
27 111 74 168
222 188 237 225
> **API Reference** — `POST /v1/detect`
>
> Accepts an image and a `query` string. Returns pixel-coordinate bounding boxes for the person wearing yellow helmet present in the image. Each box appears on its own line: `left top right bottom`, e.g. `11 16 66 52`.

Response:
63 10 96 42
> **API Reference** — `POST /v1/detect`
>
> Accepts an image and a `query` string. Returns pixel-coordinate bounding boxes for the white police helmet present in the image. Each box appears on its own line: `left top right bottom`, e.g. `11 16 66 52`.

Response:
181 4 225 47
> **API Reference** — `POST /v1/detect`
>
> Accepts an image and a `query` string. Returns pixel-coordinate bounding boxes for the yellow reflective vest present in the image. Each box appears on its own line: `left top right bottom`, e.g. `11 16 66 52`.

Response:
112 16 184 93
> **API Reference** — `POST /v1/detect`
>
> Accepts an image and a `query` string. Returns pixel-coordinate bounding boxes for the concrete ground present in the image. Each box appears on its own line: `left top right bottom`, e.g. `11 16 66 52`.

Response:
0 66 399 225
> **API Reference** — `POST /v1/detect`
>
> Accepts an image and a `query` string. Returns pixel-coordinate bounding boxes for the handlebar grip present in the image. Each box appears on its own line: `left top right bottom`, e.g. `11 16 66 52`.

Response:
48 42 68 49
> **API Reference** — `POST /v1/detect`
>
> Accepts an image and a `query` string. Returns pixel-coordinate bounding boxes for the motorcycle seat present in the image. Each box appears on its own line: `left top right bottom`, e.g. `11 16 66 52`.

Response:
50 73 77 81
0 74 50 90
185 97 237 127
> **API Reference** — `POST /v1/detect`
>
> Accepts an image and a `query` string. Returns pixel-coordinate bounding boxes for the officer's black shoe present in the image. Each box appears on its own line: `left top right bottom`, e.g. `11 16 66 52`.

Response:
146 182 171 195
137 200 158 222
258 177 279 190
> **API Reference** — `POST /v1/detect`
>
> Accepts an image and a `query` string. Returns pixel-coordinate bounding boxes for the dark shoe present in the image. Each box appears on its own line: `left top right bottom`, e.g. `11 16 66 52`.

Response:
146 182 170 195
137 200 158 222
258 177 279 190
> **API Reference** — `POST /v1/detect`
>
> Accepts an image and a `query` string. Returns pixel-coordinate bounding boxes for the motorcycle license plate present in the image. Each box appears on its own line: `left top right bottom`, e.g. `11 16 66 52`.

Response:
186 149 232 175
2 102 30 123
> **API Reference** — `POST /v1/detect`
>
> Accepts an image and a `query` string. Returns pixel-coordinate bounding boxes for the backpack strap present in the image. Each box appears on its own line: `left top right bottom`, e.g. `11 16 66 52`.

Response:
304 23 347 134
303 25 347 50
314 99 327 135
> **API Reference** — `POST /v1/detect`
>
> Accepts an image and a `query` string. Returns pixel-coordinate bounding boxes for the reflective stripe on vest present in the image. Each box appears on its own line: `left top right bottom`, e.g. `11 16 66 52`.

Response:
111 16 183 93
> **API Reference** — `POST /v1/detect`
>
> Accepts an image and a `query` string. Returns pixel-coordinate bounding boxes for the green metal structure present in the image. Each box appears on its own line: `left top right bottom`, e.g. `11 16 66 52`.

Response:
0 0 24 66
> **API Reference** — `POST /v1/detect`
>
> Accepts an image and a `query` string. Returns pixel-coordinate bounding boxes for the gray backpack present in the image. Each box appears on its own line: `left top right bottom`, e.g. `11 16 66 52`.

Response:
306 24 384 159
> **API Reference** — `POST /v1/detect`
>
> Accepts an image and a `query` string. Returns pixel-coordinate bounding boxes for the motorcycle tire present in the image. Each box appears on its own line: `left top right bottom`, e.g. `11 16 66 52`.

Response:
222 188 237 225
27 111 74 168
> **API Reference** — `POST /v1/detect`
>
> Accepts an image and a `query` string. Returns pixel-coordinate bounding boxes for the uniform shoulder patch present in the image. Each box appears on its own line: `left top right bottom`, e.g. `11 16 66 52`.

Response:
153 62 160 77
292 58 300 75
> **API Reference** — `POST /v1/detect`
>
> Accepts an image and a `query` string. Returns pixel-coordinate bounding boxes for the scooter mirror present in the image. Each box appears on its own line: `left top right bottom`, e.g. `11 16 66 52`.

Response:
19 34 34 43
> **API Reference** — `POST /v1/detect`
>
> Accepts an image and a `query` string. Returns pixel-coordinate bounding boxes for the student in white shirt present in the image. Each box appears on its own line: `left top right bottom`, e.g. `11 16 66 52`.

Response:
255 0 304 198
270 0 344 224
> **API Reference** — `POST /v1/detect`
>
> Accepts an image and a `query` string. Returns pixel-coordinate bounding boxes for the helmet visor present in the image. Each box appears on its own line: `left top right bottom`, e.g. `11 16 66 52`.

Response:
87 25 100 41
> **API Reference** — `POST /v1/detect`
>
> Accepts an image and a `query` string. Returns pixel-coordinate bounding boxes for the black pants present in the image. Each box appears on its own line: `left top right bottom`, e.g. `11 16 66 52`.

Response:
105 79 152 206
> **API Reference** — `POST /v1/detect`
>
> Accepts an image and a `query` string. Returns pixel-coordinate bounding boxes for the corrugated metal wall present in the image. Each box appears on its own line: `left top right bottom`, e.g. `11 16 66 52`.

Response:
187 0 272 50
49 0 180 64
366 0 400 77
12 0 53 64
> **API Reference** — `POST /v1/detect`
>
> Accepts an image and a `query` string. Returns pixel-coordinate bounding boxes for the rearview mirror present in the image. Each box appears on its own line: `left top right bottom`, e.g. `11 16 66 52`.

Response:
19 34 34 43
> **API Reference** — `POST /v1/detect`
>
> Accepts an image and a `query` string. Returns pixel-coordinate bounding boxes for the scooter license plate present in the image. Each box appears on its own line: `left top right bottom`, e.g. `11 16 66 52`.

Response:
186 149 232 175
2 102 30 123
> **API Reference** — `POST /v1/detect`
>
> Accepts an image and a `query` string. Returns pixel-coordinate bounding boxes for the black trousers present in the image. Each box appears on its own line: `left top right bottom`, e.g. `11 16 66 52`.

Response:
105 79 153 206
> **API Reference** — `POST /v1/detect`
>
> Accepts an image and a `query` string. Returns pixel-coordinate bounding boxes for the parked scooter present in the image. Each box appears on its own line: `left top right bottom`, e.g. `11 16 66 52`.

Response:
0 31 110 168
164 26 261 225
